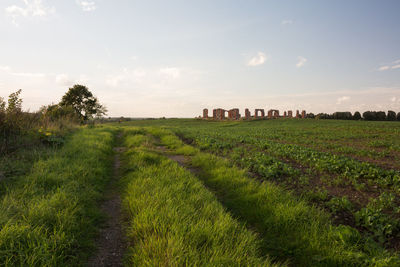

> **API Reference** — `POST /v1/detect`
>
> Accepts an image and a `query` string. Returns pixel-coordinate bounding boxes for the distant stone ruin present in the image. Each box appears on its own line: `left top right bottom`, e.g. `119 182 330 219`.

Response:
202 108 307 120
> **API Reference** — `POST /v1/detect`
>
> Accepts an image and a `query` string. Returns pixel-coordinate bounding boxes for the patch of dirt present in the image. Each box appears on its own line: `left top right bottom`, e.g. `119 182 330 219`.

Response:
88 146 126 267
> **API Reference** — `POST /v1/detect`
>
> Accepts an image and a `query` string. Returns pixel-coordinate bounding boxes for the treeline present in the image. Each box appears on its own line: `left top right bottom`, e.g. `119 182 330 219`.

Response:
306 111 400 121
0 85 106 154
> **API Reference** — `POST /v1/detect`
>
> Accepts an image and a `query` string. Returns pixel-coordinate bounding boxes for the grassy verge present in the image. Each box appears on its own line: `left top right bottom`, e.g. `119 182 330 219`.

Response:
120 128 276 266
153 127 399 266
0 127 115 266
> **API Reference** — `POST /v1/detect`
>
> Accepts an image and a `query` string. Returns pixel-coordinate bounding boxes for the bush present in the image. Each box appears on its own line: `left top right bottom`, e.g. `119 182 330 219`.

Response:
0 90 79 154
315 113 331 119
353 111 361 120
387 110 396 121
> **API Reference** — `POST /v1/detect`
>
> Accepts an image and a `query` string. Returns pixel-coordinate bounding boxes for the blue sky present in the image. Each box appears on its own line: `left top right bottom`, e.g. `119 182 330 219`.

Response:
0 0 399 117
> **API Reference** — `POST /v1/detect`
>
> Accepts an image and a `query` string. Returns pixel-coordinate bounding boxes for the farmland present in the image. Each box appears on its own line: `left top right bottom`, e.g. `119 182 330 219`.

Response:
1 118 400 266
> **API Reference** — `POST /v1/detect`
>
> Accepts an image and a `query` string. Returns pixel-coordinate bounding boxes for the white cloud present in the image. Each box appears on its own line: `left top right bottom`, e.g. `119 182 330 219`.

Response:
106 68 148 87
55 74 73 86
247 52 267 66
160 67 181 79
378 66 390 71
281 20 293 25
5 0 55 26
377 59 400 71
11 72 46 78
296 56 307 68
106 74 125 87
0 66 11 72
336 96 350 104
391 96 397 102
76 0 96 12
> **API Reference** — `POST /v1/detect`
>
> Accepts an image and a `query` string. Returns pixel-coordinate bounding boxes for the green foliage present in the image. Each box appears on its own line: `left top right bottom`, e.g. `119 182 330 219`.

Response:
353 111 362 120
327 196 353 213
363 111 387 121
60 84 107 121
332 111 353 120
387 110 396 121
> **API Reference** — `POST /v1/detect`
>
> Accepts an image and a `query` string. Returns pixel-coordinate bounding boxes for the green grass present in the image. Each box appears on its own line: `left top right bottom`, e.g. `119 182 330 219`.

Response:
120 128 276 266
0 127 115 266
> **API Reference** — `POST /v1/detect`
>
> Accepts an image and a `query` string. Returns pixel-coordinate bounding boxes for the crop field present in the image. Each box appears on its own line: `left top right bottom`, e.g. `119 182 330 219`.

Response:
1 119 400 266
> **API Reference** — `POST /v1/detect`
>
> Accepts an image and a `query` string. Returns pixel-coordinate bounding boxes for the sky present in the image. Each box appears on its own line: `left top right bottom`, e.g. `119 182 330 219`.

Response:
0 0 399 117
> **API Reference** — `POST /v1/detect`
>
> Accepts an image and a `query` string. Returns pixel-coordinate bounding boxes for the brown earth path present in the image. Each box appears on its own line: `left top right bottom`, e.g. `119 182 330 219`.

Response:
88 145 126 267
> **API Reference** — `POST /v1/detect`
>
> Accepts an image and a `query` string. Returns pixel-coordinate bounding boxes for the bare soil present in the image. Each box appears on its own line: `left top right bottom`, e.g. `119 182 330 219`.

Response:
88 146 126 267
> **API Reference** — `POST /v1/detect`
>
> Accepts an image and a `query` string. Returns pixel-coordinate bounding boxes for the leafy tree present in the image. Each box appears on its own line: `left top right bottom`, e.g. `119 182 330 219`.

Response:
387 110 396 121
353 111 361 120
6 89 22 113
376 111 386 121
332 112 352 120
306 113 315 119
397 112 400 121
60 84 107 121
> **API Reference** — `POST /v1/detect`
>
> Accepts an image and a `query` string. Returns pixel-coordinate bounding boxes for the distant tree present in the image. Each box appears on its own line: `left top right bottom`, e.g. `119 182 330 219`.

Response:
306 113 315 119
387 110 396 121
60 84 107 121
316 113 331 119
353 111 361 120
363 111 376 121
332 112 352 120
376 111 386 121
363 111 387 121
397 112 400 121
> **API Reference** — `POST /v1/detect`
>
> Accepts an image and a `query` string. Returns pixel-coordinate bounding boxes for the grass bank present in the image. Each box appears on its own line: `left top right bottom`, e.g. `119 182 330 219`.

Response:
0 127 115 266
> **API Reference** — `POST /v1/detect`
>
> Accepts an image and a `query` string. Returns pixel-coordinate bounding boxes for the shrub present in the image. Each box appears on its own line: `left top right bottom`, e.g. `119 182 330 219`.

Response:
353 111 361 120
387 110 396 121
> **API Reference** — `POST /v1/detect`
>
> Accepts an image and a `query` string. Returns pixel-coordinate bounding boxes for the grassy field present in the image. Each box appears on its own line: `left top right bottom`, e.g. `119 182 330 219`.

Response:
1 118 400 266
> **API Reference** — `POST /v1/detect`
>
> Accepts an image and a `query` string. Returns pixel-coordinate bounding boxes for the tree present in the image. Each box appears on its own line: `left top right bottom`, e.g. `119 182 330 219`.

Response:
353 111 361 120
332 112 352 120
306 113 315 119
397 112 400 121
60 84 107 121
387 110 396 121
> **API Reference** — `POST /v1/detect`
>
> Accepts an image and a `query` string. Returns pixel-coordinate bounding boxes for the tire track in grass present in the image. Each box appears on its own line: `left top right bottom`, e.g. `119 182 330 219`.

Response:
88 134 126 267
120 128 279 266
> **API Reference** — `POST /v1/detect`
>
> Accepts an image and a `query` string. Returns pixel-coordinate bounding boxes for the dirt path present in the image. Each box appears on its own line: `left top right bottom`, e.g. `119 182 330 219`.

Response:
88 146 126 267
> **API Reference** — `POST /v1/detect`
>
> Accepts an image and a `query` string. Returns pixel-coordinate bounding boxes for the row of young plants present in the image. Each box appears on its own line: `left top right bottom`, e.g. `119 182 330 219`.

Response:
174 128 400 249
0 127 116 266
152 127 399 266
119 128 275 266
